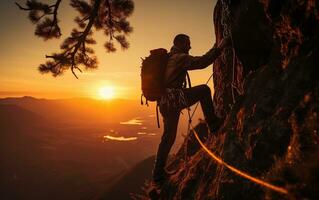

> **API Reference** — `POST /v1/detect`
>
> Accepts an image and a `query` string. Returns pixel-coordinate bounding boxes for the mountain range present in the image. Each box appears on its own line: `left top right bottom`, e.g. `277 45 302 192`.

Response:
0 97 161 199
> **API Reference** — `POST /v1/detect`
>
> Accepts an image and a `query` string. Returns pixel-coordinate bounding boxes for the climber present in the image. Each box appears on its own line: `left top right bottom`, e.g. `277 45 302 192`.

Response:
152 34 229 185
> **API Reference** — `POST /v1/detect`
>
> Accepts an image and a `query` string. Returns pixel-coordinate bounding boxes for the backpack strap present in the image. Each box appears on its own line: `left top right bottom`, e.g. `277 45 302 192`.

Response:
167 69 187 88
140 94 149 106
186 71 192 88
182 71 192 88
140 94 144 105
156 102 160 128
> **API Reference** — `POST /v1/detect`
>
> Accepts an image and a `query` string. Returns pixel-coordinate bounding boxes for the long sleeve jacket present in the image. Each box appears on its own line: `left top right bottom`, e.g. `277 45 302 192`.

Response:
164 45 222 88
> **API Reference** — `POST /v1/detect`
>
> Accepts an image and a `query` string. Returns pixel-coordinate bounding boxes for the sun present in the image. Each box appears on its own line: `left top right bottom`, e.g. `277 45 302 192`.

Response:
99 86 115 100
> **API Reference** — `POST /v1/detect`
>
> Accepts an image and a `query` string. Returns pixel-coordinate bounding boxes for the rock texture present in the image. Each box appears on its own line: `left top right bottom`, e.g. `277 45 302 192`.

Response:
143 0 319 199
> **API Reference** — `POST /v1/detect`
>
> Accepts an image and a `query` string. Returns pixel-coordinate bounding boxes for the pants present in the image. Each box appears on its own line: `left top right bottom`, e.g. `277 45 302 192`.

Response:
153 84 219 180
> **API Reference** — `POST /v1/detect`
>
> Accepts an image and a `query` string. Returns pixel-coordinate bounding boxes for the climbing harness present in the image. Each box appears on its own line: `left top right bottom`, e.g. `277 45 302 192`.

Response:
156 71 192 128
155 88 187 128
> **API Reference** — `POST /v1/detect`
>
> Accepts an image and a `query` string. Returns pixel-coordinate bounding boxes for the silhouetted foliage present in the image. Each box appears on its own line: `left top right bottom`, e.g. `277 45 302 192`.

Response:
16 0 134 78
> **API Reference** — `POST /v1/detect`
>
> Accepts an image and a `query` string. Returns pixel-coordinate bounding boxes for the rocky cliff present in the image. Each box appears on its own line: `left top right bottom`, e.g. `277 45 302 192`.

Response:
143 0 319 199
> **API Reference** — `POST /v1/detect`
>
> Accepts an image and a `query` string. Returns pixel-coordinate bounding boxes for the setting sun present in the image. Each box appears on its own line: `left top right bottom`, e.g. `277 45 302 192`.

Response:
99 86 115 100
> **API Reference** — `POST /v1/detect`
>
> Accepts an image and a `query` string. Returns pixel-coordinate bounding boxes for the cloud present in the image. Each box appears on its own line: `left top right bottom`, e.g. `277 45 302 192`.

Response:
120 118 143 125
103 135 138 141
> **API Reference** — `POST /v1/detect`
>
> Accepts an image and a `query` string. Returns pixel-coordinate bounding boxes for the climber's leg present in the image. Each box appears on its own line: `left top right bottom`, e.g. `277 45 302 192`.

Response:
152 109 180 183
183 85 221 132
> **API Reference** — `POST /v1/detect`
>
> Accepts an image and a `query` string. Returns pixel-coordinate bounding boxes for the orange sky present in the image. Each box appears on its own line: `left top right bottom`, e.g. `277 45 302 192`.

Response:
0 0 217 100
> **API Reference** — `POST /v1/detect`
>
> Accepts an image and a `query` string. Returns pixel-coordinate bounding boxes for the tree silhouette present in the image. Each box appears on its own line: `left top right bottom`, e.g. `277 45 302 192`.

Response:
16 0 134 78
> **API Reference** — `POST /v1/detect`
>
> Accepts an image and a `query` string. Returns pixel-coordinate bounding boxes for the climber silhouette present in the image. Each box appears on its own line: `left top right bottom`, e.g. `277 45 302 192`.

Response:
152 34 229 184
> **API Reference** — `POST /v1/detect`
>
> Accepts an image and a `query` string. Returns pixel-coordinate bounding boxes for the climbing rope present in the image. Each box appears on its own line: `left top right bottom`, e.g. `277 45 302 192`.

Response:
220 0 240 104
190 122 289 195
221 0 231 39
181 64 289 196
181 61 289 196
182 2 288 195
181 60 288 195
182 75 289 195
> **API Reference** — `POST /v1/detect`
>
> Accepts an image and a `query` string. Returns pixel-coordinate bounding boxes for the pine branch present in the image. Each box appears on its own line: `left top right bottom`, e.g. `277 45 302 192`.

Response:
15 2 31 10
17 0 134 78
51 0 62 37
15 0 62 39
70 0 101 78
106 0 114 40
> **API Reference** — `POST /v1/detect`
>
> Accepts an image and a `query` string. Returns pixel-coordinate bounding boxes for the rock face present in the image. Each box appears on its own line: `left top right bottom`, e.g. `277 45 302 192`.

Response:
144 0 319 199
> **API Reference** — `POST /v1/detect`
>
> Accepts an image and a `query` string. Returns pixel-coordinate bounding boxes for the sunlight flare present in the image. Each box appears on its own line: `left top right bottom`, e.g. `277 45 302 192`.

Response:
99 86 115 100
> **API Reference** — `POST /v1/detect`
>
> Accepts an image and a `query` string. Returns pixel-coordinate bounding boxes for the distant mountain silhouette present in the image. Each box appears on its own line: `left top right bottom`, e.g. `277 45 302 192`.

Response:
99 155 155 200
1 104 52 199
0 99 160 200
0 104 44 126
0 96 154 125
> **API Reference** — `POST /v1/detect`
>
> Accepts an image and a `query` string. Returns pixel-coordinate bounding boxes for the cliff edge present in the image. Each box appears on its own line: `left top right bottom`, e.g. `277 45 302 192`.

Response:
143 0 319 199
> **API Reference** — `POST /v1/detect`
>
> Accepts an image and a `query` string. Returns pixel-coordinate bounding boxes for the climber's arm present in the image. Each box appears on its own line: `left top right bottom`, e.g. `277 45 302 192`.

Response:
184 37 229 70
184 47 222 70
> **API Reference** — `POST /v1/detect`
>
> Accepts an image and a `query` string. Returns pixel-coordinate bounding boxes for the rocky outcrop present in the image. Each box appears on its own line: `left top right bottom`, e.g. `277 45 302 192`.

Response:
143 0 319 199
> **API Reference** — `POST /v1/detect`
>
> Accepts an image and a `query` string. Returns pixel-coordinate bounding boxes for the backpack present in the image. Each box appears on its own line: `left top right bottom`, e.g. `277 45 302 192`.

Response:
140 48 192 128
140 48 169 104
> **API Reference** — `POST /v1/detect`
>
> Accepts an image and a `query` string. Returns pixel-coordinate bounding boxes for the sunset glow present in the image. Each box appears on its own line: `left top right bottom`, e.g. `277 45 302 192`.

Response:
99 86 115 100
0 0 215 100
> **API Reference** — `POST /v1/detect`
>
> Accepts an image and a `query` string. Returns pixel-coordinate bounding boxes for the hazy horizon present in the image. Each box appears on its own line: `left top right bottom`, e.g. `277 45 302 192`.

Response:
0 94 138 101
